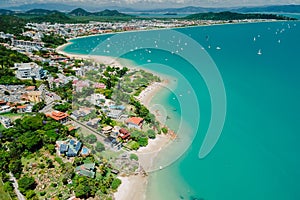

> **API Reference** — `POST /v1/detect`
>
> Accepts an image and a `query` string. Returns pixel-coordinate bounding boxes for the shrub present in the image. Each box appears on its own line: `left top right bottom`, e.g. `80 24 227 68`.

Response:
161 127 168 134
130 154 138 161
111 178 122 190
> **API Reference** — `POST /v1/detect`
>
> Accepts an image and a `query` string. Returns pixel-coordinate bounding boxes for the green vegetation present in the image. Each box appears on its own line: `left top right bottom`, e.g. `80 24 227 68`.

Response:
0 15 27 34
53 102 72 112
129 97 155 124
111 178 122 190
85 134 97 144
18 175 36 194
0 178 11 200
52 81 73 100
0 45 34 85
129 153 139 161
0 45 31 68
161 127 168 134
42 33 67 48
32 101 46 112
184 11 296 21
95 142 105 152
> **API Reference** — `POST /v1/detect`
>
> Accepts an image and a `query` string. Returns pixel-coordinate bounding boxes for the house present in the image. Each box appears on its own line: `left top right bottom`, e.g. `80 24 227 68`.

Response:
94 83 106 89
15 62 44 80
118 128 130 141
102 125 113 134
90 93 106 106
126 117 144 130
27 91 44 103
16 105 27 113
58 139 88 158
46 111 69 124
66 141 82 157
70 107 93 120
0 116 13 128
75 163 95 178
107 109 123 119
0 105 12 114
25 86 36 91
86 118 101 129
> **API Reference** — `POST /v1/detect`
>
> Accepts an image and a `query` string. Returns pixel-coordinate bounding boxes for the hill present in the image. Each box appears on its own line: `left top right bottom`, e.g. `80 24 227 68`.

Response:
184 11 297 20
68 8 131 17
0 9 16 15
69 8 92 16
0 15 26 34
94 9 131 17
25 9 58 15
233 5 300 13
29 12 76 23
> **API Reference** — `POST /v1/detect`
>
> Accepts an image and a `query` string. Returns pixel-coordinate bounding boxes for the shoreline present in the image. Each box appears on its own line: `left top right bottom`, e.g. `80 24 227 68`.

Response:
56 47 175 200
59 19 287 44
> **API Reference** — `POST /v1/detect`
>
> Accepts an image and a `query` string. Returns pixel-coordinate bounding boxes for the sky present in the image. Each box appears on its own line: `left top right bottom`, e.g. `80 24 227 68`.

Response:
0 0 299 9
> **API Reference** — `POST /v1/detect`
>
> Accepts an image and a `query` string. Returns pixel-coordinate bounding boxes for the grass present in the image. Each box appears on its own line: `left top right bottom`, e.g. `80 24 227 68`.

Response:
0 178 12 200
0 123 6 131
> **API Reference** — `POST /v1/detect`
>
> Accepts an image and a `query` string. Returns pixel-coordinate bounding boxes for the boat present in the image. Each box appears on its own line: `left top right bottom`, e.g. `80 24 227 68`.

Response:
253 37 256 41
216 46 221 50
257 49 262 55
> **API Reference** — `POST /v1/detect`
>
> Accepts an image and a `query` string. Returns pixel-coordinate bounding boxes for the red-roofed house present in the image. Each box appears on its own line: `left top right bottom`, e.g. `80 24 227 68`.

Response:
126 117 144 129
16 105 27 113
25 86 36 91
46 111 69 124
118 128 131 141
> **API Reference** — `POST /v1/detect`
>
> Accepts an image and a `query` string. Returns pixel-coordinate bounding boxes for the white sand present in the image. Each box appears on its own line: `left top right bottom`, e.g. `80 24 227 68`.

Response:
114 175 148 200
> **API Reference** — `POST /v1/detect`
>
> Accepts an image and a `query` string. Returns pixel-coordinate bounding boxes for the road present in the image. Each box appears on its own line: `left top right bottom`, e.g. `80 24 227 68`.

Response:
9 173 25 200
68 118 113 149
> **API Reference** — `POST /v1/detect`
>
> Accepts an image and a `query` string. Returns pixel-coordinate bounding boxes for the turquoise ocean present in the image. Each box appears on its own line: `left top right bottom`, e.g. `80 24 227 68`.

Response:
63 21 300 200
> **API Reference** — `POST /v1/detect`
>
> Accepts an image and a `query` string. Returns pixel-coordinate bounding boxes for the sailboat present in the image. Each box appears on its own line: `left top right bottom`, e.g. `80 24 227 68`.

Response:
257 49 262 55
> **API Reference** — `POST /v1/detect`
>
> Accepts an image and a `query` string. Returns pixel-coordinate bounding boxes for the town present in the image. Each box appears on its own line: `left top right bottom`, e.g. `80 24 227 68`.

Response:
0 16 171 200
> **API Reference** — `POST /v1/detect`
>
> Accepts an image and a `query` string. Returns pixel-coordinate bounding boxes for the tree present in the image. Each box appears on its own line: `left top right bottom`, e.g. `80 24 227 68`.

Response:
130 130 141 141
130 141 140 150
8 159 22 176
138 137 148 147
130 154 138 161
111 178 122 190
85 134 97 144
32 101 46 112
26 190 37 199
95 142 105 152
147 129 156 139
161 127 168 134
3 181 13 192
18 176 36 194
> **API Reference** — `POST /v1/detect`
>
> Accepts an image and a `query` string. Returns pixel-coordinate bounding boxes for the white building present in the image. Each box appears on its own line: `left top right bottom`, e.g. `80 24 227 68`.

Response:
15 62 43 80
90 93 106 106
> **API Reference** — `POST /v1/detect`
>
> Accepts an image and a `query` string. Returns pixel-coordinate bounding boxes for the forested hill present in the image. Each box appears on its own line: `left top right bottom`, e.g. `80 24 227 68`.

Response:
184 11 297 20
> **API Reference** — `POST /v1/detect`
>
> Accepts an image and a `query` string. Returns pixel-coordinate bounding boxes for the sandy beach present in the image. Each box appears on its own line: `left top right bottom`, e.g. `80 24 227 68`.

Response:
56 43 123 68
56 44 173 200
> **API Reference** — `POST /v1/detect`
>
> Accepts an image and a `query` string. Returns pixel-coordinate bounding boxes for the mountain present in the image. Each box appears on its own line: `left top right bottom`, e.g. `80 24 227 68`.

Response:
25 9 59 15
94 9 131 17
30 12 75 23
4 3 77 12
184 11 296 20
0 9 16 15
69 8 92 16
68 8 131 17
233 5 300 13
142 6 225 13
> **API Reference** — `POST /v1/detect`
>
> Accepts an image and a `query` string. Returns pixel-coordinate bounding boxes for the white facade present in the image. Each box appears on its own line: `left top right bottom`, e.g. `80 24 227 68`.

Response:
15 62 42 80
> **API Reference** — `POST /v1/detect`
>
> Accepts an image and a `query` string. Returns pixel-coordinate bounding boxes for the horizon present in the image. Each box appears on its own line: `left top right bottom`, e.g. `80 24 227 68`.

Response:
0 1 300 10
